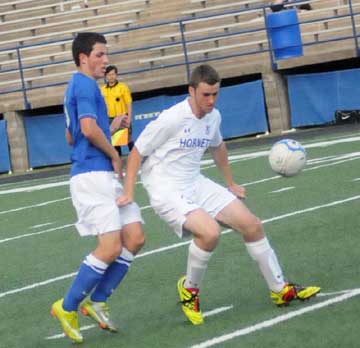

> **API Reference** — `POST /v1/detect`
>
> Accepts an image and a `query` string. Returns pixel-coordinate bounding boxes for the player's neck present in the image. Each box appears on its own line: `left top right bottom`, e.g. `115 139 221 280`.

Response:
108 80 117 87
188 97 206 119
77 67 96 80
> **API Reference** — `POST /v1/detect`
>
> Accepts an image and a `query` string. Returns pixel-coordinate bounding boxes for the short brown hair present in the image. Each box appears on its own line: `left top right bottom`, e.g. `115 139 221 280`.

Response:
72 32 107 67
189 64 221 89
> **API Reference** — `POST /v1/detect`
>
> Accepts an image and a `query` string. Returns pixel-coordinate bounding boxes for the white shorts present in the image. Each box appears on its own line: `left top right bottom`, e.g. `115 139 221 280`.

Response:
142 173 236 238
70 171 143 236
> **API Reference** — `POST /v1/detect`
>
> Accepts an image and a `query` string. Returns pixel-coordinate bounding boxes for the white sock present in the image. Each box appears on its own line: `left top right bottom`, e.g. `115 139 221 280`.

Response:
245 237 285 292
184 240 213 289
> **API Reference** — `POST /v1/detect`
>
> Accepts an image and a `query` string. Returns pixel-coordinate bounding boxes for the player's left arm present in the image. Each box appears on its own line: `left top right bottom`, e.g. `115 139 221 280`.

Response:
126 102 132 126
209 142 246 199
65 128 73 145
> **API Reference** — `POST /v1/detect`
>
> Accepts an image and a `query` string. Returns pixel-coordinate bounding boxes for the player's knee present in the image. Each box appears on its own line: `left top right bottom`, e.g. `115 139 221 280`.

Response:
242 216 264 241
134 231 145 251
201 222 221 248
123 228 145 254
108 243 123 261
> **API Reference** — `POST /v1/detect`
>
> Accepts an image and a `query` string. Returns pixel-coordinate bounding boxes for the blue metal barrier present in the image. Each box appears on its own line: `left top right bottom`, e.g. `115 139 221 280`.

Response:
0 120 11 173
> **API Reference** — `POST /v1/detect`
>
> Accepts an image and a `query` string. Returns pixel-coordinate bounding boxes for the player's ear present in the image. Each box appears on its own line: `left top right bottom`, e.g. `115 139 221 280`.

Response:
79 52 88 66
188 85 195 97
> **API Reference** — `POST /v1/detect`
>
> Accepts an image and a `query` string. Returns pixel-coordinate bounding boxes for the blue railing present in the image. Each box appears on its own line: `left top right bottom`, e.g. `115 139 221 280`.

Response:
0 0 359 109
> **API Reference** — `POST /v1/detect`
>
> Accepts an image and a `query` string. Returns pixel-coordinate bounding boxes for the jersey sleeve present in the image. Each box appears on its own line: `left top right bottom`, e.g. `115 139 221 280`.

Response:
76 80 98 120
135 109 179 157
209 110 223 147
123 84 132 104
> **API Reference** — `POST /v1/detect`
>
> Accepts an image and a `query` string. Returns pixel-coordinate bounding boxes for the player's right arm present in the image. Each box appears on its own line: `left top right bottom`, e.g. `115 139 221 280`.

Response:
80 117 122 178
117 146 142 206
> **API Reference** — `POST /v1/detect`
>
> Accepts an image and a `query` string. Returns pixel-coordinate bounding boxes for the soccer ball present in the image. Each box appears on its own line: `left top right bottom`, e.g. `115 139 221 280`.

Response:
268 139 306 176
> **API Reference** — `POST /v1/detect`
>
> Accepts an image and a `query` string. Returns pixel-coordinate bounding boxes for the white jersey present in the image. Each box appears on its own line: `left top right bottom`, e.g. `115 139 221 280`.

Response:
135 98 223 187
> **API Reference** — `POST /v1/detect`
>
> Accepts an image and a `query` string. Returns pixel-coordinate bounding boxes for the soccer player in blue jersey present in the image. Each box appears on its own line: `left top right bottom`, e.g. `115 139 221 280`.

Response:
118 64 320 326
50 32 145 343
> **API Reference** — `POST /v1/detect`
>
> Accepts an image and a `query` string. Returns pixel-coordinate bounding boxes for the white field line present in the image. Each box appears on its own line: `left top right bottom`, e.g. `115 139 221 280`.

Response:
46 289 355 341
203 305 234 318
0 181 70 194
1 152 358 217
0 204 151 244
46 305 235 340
189 288 360 348
2 135 360 195
304 155 360 172
0 197 70 215
30 222 54 229
270 187 295 193
46 324 96 340
1 194 359 299
0 224 74 244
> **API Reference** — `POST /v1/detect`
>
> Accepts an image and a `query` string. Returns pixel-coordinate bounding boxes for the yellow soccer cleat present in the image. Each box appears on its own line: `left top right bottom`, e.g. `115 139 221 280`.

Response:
271 283 321 306
177 276 204 325
80 298 118 332
50 299 83 343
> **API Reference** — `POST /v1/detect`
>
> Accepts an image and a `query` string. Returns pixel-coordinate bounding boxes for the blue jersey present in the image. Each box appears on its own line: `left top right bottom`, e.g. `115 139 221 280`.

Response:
64 72 113 177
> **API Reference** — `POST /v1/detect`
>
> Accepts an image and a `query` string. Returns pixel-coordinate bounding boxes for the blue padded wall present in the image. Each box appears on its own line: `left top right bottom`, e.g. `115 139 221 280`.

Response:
24 114 71 168
288 68 360 127
0 120 11 173
132 79 268 144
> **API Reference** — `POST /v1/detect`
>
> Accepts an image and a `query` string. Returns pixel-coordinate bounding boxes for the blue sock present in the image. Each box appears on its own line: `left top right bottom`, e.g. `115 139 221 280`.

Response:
91 248 134 303
63 254 108 311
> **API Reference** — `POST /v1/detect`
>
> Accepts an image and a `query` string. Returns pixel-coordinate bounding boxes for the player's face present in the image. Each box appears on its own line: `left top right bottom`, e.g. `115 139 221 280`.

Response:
189 82 220 118
105 70 117 86
79 43 109 79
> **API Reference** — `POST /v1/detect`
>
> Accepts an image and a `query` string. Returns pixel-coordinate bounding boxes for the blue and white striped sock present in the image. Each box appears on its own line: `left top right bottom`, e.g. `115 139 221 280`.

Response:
91 247 134 303
62 254 108 312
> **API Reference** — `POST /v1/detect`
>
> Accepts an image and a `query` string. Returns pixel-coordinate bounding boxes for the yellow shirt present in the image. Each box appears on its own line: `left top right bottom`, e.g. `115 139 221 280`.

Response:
101 81 132 119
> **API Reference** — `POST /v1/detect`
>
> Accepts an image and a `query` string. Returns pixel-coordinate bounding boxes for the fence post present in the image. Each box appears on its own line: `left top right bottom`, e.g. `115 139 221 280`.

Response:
179 20 191 82
16 47 31 110
348 0 359 56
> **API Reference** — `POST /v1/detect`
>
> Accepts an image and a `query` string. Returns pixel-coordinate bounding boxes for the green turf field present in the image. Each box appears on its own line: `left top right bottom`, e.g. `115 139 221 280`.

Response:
1 128 359 348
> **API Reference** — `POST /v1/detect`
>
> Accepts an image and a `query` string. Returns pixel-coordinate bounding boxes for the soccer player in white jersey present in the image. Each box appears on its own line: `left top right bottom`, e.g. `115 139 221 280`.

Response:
118 64 320 325
50 32 145 343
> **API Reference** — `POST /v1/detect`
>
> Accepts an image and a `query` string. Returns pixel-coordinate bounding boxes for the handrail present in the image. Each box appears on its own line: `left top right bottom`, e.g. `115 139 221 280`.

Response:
0 0 359 110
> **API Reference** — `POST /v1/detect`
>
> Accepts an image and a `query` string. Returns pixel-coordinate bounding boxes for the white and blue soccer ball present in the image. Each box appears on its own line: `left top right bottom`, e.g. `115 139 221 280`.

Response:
268 139 306 176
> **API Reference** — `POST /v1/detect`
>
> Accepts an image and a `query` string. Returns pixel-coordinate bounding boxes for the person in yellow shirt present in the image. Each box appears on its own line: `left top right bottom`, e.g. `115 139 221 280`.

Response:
101 65 134 156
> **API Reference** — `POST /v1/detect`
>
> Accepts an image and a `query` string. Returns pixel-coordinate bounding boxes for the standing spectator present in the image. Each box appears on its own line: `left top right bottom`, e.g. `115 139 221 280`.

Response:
50 32 145 343
101 65 134 156
270 0 312 12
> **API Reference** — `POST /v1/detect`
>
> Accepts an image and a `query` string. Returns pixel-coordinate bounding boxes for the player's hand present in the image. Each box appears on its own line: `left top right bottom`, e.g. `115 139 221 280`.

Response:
116 193 133 206
228 183 246 199
110 114 127 134
120 114 130 128
111 153 123 180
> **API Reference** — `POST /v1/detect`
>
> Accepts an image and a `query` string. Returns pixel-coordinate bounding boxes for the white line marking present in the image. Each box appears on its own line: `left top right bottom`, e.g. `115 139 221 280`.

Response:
0 224 74 244
0 272 77 299
46 305 235 340
305 156 360 172
189 288 360 348
352 178 360 182
46 324 95 340
30 222 54 229
203 305 234 318
2 135 360 195
1 194 359 299
317 289 353 297
270 187 295 193
0 181 70 194
0 197 70 215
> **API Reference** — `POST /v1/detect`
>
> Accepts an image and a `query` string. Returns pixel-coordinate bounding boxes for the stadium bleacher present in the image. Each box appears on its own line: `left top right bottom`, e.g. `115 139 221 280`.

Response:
1 0 360 172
